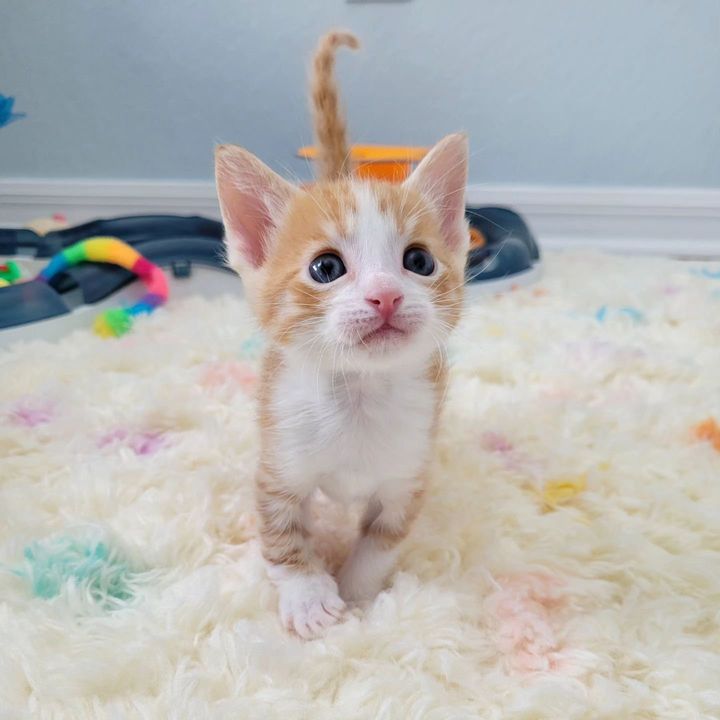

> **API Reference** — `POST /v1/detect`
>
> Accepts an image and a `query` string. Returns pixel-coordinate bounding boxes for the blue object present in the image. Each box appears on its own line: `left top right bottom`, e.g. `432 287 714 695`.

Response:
596 305 645 324
691 267 720 280
240 332 265 358
38 253 71 280
0 94 26 128
466 237 533 282
0 280 71 328
466 206 540 261
465 206 539 283
620 307 645 323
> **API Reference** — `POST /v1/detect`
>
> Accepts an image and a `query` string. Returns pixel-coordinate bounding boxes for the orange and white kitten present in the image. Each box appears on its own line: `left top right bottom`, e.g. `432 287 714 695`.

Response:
215 31 468 638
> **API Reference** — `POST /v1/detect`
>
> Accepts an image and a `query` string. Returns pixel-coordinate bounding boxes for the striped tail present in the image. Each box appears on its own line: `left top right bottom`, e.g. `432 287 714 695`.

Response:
310 31 359 181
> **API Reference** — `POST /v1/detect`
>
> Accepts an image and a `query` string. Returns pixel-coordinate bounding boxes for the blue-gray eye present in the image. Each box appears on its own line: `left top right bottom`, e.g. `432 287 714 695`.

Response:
309 253 346 283
403 247 435 276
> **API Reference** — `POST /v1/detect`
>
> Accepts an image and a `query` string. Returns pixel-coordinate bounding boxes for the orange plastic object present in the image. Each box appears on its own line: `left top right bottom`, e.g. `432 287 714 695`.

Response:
469 227 486 249
298 145 428 182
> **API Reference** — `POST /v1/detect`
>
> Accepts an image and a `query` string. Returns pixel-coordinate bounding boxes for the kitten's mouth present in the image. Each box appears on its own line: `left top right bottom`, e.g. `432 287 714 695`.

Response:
359 323 408 345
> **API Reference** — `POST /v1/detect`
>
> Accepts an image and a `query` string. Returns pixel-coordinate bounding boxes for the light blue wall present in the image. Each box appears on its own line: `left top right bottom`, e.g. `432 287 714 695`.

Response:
1 0 718 186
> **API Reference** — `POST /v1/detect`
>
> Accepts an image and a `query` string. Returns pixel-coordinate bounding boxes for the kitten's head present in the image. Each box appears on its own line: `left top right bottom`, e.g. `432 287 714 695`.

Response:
215 134 468 372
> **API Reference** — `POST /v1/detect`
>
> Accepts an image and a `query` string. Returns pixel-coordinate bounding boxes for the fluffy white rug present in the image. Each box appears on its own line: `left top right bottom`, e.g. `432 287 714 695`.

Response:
1 251 720 719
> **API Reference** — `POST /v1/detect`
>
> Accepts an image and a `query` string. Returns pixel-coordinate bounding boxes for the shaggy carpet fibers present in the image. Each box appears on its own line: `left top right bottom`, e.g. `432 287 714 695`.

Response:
1 251 720 719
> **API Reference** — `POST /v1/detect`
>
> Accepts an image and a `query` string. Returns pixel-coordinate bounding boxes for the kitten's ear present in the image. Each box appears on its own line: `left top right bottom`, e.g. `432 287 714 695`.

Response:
215 144 297 270
405 133 469 253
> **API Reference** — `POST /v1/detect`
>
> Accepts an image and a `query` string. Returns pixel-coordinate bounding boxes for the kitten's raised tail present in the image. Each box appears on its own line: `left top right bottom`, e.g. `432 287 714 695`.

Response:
311 31 359 181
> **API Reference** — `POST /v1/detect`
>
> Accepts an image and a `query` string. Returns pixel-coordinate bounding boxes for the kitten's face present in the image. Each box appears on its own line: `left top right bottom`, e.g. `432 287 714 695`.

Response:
215 134 469 372
257 181 465 371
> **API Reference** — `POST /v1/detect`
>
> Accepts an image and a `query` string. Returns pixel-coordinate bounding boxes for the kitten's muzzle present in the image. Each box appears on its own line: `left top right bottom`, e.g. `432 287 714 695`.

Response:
365 289 404 323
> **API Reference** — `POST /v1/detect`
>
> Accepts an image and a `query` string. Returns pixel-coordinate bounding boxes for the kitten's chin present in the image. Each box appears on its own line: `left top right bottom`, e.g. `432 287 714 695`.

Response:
359 323 409 346
287 326 438 372
343 326 436 370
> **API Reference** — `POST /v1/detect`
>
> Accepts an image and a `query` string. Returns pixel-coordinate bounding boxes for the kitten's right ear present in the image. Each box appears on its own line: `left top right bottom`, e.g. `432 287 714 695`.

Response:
215 145 297 270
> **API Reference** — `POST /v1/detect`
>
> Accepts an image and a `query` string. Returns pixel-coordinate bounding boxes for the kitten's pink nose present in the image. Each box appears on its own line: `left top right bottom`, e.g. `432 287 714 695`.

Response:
366 289 404 321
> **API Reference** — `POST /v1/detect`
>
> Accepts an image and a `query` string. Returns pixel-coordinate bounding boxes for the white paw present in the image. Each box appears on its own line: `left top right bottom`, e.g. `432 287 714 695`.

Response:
276 572 346 639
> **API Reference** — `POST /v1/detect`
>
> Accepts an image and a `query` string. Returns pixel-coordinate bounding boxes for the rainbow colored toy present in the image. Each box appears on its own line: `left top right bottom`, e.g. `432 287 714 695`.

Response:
37 236 169 338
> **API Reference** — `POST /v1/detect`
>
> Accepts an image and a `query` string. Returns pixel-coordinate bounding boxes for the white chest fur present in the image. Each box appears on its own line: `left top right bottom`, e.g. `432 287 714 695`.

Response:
268 355 437 503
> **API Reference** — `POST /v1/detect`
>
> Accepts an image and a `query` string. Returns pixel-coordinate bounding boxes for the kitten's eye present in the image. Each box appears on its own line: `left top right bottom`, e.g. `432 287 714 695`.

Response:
309 253 346 283
403 246 435 276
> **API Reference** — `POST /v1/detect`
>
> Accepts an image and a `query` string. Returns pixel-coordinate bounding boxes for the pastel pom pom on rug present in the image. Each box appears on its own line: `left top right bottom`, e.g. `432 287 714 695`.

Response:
14 532 139 609
93 308 135 338
1 253 720 717
693 417 720 452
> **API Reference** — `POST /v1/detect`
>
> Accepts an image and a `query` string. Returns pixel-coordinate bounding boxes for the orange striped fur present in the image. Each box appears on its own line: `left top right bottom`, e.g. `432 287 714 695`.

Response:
311 31 359 181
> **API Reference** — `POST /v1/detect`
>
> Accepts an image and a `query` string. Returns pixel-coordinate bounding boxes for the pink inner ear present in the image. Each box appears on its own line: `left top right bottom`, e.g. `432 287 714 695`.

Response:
407 134 468 251
224 190 273 268
215 145 296 269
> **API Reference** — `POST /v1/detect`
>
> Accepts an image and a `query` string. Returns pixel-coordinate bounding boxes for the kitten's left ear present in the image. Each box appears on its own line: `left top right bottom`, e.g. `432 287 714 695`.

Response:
215 144 297 272
405 133 469 253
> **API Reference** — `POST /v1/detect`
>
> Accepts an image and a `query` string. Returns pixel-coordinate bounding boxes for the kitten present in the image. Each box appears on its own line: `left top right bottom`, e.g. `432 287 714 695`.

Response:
215 31 469 638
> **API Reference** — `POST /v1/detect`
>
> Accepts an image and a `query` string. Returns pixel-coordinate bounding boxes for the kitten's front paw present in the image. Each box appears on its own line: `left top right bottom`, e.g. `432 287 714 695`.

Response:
276 572 346 639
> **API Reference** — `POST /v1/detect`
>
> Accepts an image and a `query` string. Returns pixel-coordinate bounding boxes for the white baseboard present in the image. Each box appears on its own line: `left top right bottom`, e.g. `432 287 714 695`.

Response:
465 185 720 258
1 179 719 258
0 179 221 226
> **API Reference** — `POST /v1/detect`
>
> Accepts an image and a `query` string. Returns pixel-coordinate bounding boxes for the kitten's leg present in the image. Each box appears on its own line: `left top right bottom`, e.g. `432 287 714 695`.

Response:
257 472 345 638
338 482 425 603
